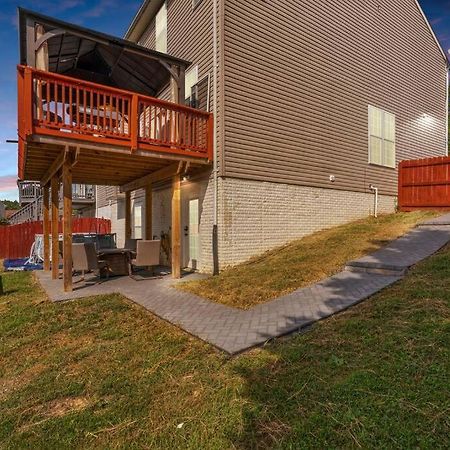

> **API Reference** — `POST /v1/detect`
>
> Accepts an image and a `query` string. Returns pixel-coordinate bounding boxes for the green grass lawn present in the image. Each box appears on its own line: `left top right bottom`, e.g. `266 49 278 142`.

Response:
1 243 449 449
179 211 438 309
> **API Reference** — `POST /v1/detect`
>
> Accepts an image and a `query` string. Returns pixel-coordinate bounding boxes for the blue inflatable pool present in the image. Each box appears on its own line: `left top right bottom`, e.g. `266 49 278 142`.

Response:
3 258 43 271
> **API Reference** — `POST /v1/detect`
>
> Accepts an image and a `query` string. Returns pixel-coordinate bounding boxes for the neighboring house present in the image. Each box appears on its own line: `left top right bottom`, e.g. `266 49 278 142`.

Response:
96 0 448 272
8 181 96 225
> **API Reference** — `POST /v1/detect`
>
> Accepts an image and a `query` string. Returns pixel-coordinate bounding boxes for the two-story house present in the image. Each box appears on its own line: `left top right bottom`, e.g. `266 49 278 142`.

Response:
17 1 448 282
96 0 448 273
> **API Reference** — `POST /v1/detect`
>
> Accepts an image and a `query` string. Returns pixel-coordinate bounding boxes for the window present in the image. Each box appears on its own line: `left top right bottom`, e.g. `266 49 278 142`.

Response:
155 2 167 53
133 202 142 239
368 105 396 168
185 65 198 107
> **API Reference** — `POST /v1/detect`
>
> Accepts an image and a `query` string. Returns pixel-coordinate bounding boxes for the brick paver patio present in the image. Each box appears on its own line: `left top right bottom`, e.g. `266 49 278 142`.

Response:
36 215 450 354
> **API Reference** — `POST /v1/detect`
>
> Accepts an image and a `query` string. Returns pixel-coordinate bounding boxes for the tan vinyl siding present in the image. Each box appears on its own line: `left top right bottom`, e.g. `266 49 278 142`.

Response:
222 0 448 195
137 0 222 165
139 16 156 49
96 186 119 208
137 0 213 100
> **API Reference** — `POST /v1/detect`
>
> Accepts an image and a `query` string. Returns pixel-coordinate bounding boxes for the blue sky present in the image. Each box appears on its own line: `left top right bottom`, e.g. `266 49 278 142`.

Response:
0 0 448 201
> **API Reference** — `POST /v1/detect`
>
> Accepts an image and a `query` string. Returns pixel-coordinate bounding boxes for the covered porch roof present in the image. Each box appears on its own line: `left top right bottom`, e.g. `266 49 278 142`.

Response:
18 7 190 97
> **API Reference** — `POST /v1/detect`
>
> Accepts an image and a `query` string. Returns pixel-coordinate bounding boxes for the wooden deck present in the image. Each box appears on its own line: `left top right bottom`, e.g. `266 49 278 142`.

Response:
17 65 213 184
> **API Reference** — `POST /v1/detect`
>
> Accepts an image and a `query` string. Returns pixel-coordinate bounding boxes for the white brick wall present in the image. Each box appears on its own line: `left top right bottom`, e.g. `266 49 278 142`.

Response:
98 176 396 274
215 178 396 271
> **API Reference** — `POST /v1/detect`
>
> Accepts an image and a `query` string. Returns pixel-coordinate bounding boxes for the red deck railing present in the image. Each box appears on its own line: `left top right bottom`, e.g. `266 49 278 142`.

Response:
0 218 111 260
17 65 213 178
398 156 450 211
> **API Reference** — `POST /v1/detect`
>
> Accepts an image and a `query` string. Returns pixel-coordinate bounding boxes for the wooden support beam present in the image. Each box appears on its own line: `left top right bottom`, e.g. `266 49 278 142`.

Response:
171 174 181 279
41 147 79 187
51 176 59 280
145 183 153 239
120 162 185 193
125 191 132 241
62 161 73 293
41 148 68 187
43 184 50 271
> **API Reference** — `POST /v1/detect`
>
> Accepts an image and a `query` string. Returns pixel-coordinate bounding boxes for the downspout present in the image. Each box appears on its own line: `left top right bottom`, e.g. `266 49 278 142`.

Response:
212 0 219 275
369 184 379 218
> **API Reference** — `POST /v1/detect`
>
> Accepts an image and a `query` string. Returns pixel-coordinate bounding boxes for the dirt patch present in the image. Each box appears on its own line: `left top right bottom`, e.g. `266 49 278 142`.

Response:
17 396 91 433
45 396 91 418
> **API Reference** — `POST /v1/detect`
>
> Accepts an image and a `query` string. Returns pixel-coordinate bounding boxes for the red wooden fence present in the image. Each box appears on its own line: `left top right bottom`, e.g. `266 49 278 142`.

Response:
398 156 450 211
0 218 111 259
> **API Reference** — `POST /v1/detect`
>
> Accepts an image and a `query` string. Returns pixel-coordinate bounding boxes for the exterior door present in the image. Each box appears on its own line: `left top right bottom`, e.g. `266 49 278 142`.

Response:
133 201 143 239
182 198 200 269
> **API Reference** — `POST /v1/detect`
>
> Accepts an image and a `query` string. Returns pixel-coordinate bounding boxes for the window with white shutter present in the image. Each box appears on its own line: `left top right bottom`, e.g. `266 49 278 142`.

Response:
368 105 396 168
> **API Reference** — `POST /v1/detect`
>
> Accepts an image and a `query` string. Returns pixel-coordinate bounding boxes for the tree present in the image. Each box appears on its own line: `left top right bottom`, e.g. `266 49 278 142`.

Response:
0 200 20 210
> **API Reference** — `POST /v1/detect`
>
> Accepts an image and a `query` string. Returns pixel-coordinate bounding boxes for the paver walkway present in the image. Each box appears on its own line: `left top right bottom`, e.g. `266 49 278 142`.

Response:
36 214 450 354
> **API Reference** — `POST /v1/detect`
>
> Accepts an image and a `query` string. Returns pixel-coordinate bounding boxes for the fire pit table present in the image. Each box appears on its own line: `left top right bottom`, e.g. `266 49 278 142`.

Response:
97 248 134 277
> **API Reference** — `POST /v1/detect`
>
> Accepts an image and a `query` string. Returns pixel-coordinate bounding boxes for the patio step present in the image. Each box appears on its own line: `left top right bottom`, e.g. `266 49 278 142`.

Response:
344 263 406 276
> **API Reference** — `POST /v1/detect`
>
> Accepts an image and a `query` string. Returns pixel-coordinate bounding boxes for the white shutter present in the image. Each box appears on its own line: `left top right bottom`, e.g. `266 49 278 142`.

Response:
155 2 167 53
369 106 396 168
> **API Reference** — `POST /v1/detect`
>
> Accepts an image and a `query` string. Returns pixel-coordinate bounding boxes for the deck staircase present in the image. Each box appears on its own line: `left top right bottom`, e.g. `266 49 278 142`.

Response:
9 196 44 224
10 182 96 225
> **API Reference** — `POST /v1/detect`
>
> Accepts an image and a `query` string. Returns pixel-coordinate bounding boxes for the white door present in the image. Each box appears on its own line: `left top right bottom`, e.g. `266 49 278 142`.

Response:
133 202 143 239
182 198 200 269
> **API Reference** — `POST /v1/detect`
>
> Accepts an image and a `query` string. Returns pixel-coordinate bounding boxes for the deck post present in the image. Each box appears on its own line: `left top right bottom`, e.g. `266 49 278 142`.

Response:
62 161 73 292
125 191 132 241
170 65 185 144
43 184 50 271
145 183 152 239
51 176 59 280
171 174 181 279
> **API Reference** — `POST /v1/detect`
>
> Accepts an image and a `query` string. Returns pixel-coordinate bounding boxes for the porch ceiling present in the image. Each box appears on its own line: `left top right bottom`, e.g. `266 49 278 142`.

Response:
23 140 206 187
18 8 190 97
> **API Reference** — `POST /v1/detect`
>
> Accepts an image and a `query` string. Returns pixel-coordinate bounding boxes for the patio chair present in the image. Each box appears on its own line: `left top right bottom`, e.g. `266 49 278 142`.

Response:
130 240 161 279
125 238 140 253
72 243 109 281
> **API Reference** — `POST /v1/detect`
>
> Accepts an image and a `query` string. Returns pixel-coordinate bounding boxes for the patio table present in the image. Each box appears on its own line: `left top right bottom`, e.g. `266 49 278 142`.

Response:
68 104 124 131
97 248 134 277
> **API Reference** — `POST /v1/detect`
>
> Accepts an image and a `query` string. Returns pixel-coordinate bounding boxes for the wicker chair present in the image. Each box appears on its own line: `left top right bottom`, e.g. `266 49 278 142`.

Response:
72 243 109 280
130 240 161 277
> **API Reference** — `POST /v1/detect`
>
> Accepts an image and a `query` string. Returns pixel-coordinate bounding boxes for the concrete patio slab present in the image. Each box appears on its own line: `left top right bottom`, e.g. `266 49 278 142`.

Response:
35 221 450 355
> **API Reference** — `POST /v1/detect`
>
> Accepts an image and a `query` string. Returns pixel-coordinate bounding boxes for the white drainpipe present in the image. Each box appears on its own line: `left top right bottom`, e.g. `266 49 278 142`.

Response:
369 184 379 218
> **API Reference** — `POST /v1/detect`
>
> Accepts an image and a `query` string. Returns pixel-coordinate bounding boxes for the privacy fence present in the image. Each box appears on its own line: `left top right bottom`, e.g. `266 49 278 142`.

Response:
398 156 450 211
0 218 111 259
